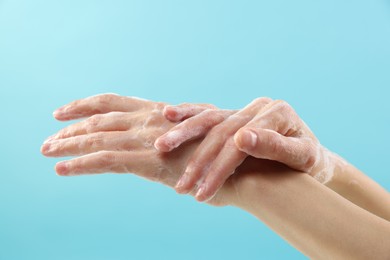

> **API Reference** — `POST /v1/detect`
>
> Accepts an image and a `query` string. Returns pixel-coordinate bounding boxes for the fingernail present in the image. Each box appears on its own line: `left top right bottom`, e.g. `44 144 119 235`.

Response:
195 183 207 200
164 107 180 122
53 105 69 118
163 131 181 151
43 134 56 144
163 105 173 115
154 138 163 151
56 162 69 175
239 130 257 149
53 108 63 118
175 174 188 193
41 143 51 154
154 137 171 152
41 139 59 155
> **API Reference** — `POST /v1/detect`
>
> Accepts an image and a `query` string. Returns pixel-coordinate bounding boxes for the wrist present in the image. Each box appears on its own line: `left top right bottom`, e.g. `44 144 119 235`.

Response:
311 146 348 185
225 159 296 209
323 150 350 189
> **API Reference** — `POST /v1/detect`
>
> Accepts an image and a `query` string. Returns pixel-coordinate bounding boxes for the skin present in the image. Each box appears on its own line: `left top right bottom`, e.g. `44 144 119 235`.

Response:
41 94 390 259
157 101 390 222
156 98 339 202
41 94 234 206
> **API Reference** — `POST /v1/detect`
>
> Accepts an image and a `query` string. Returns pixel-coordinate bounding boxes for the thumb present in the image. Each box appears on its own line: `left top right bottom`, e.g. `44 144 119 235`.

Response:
234 128 317 173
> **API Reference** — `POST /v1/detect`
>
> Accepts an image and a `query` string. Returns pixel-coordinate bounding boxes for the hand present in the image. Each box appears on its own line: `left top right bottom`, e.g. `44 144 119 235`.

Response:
41 94 241 206
42 94 171 182
155 98 342 202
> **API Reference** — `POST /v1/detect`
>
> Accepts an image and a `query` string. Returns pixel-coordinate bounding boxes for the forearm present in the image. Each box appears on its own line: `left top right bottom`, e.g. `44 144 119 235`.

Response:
324 154 390 221
44 94 390 258
231 160 390 259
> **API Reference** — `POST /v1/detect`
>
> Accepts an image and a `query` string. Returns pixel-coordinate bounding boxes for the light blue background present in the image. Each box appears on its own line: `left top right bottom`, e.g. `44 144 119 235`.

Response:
1 1 389 259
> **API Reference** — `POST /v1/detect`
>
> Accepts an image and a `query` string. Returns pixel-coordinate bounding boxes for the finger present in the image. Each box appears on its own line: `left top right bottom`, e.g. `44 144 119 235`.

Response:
174 132 225 194
248 100 302 135
163 103 217 122
53 93 154 121
174 97 272 194
195 138 246 202
234 127 317 172
55 151 159 180
41 131 149 157
46 112 136 142
154 109 234 152
233 99 316 171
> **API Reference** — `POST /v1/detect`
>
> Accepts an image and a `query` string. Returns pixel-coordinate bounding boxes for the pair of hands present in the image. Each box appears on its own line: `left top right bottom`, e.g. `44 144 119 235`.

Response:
155 97 335 201
41 93 335 205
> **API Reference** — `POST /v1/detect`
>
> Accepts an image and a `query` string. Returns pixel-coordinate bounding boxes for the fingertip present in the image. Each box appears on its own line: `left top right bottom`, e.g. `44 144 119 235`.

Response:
40 143 51 156
52 109 63 120
175 186 190 194
52 103 70 118
175 170 195 194
195 183 211 202
43 134 56 144
163 106 181 122
52 109 71 121
55 161 69 176
234 129 257 151
52 104 80 121
153 137 172 153
195 190 206 202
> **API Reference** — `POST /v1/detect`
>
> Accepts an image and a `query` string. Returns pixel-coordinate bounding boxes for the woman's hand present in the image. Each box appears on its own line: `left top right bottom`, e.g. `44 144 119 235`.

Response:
40 94 242 206
155 98 343 202
42 94 171 181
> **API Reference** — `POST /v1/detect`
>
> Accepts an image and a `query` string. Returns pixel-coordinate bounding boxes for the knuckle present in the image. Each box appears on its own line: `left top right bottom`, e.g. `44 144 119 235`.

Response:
224 138 238 150
203 103 217 109
144 113 162 127
253 97 273 105
86 114 103 131
88 114 102 125
273 100 293 114
223 110 236 118
200 109 223 122
94 94 118 110
98 93 117 104
86 133 104 148
208 125 224 139
215 110 231 121
62 129 72 139
303 144 318 171
266 134 283 154
266 100 298 127
201 108 215 116
177 102 192 108
96 95 107 105
151 106 163 117
145 134 158 148
154 102 166 110
98 151 116 167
